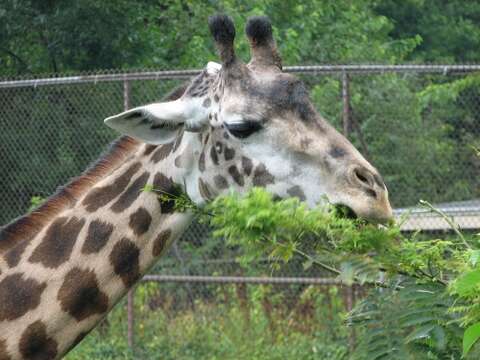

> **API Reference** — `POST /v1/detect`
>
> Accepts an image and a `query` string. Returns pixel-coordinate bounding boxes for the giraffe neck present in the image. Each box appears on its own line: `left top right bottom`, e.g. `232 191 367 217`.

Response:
0 132 199 360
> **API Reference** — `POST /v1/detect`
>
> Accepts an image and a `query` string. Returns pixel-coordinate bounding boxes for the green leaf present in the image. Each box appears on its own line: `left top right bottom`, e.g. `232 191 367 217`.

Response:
452 269 480 297
405 324 435 343
400 315 437 327
303 259 313 270
469 250 480 267
463 322 480 357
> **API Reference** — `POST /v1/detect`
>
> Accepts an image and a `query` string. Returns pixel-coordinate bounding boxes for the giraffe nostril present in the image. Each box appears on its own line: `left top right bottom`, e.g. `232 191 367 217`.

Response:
356 171 367 184
354 168 371 186
352 167 381 199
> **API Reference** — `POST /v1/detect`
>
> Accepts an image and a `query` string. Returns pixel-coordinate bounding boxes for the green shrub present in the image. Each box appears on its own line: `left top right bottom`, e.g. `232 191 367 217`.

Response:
199 189 480 359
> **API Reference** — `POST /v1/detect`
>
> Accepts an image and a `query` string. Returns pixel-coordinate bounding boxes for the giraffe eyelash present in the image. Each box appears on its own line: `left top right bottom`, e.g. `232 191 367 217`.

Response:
224 121 263 138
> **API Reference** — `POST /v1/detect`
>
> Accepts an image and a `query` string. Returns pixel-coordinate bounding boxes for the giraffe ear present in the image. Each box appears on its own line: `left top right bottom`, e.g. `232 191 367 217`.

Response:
104 99 209 145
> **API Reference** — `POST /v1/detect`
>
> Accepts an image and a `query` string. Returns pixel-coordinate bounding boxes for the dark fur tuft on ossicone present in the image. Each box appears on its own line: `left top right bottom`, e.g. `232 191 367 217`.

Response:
245 16 273 45
208 14 235 44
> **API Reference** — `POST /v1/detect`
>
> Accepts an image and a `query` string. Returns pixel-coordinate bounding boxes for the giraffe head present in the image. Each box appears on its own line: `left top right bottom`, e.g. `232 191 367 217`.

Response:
105 15 392 223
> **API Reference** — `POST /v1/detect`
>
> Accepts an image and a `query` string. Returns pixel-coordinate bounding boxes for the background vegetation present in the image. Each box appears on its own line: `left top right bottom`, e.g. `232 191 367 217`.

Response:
2 0 480 74
67 282 351 359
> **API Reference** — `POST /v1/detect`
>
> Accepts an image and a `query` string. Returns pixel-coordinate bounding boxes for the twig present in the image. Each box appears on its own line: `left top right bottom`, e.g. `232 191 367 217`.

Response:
293 247 341 276
294 245 448 288
419 200 471 249
291 247 405 289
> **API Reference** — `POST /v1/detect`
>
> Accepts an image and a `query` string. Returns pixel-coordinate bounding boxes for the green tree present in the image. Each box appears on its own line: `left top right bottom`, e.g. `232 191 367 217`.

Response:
375 0 480 63
0 0 157 75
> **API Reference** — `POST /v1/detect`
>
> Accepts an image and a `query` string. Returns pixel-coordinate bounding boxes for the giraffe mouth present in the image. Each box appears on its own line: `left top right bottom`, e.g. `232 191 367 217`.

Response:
333 204 358 220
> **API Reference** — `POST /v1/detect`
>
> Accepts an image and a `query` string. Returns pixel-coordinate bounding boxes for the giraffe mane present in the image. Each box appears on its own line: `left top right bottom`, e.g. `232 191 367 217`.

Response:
0 83 189 254
0 136 140 253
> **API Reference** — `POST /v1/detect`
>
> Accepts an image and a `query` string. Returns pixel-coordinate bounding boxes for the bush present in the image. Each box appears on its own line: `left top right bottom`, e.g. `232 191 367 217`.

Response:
197 188 480 359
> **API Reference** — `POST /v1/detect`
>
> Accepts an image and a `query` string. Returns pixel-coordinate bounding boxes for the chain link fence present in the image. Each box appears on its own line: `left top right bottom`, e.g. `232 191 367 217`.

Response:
1 65 479 352
1 65 479 229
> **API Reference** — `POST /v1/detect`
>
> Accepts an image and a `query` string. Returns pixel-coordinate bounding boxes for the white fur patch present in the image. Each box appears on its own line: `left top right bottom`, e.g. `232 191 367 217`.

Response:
206 61 222 75
242 133 330 207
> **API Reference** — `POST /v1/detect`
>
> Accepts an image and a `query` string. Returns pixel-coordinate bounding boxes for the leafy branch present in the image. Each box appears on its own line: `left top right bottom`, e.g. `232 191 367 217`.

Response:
150 185 480 358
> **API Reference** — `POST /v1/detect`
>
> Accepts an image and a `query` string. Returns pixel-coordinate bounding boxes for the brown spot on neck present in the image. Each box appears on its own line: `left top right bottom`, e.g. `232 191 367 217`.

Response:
4 239 30 268
129 207 152 236
29 216 85 269
82 220 114 255
0 273 46 321
172 129 184 152
0 221 39 262
57 267 109 321
109 238 141 288
82 161 142 212
152 229 172 257
143 144 157 156
153 173 182 214
151 142 174 163
19 320 58 360
110 172 150 213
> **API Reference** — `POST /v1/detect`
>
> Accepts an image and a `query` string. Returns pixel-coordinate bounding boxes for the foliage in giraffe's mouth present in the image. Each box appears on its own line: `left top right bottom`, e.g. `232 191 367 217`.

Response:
333 204 358 220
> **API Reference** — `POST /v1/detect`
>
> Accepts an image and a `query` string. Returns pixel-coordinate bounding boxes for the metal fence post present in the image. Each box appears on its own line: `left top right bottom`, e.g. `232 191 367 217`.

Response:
347 285 356 352
342 72 351 137
127 288 135 350
124 79 131 111
123 79 135 351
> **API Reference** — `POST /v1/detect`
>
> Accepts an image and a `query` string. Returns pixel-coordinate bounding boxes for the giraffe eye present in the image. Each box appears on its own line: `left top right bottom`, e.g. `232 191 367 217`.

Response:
225 121 263 138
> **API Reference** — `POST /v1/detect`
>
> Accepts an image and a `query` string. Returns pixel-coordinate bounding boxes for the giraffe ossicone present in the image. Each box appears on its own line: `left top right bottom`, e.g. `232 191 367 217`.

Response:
0 14 392 359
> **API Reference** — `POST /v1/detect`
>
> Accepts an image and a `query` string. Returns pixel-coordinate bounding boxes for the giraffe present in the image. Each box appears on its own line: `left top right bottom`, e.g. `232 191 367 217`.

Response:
0 15 392 359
